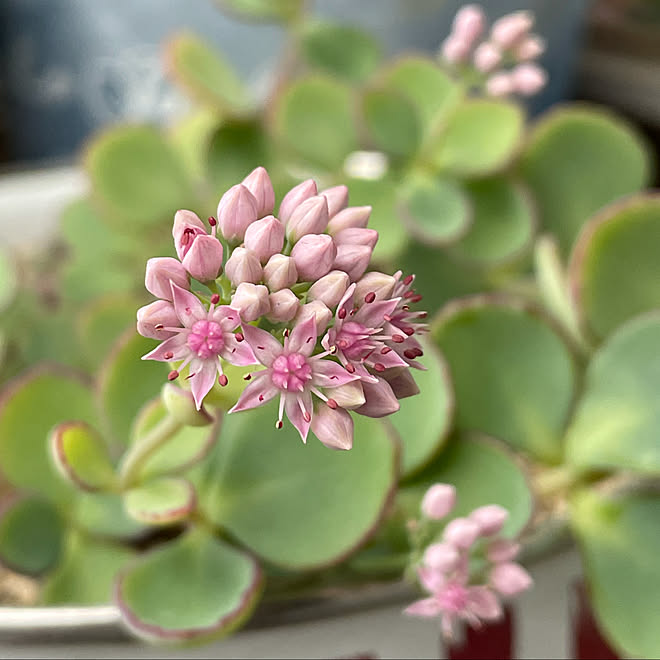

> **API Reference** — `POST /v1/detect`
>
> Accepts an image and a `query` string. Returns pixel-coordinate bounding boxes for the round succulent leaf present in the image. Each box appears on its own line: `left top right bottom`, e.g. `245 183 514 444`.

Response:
301 21 381 83
432 297 576 463
98 329 168 448
569 195 660 341
274 75 358 170
571 489 660 658
0 249 17 314
391 341 454 479
215 0 303 22
42 532 135 605
429 99 524 177
168 109 221 181
124 477 196 526
451 177 536 266
519 106 650 255
166 33 251 113
0 497 63 576
86 126 195 229
116 530 263 644
50 421 116 493
73 492 147 541
202 408 397 569
397 174 471 246
0 366 96 502
565 313 660 473
382 55 462 133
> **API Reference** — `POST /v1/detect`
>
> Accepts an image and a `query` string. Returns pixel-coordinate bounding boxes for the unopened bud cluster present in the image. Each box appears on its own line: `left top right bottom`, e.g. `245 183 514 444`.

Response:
441 4 547 98
137 167 428 450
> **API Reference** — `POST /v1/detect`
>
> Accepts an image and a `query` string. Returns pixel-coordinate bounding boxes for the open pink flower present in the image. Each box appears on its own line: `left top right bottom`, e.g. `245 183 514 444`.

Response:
142 282 257 409
229 316 359 446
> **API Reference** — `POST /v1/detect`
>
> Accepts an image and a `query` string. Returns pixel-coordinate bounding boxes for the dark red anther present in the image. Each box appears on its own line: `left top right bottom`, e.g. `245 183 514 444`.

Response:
167 370 179 381
259 394 264 401
404 349 418 360
208 216 217 227
210 293 220 304
392 334 404 343
345 362 356 374
235 332 244 342
163 351 174 360
155 323 164 331
374 363 385 372
327 398 338 409
402 305 410 312
381 346 392 354
402 326 415 336
350 307 357 316
275 420 283 429
404 290 415 299
365 292 376 304
338 308 347 319
403 274 414 285
218 374 228 386
410 294 423 304
283 328 290 338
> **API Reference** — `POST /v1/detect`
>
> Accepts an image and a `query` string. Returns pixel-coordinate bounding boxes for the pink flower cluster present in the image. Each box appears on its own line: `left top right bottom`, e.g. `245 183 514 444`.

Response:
137 167 428 450
405 484 532 639
441 4 547 98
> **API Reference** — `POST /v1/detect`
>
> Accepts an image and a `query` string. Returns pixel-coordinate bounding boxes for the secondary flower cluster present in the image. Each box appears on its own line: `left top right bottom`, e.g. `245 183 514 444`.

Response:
405 484 532 639
137 167 427 450
441 4 547 98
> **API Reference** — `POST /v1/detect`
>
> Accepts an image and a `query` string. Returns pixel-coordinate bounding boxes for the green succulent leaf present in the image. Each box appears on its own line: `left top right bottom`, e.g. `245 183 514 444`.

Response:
432 297 576 463
201 408 397 569
429 99 524 177
569 195 660 341
124 477 196 526
168 109 221 181
166 33 251 113
0 366 96 502
274 75 358 170
571 489 660 658
116 530 263 644
42 532 135 605
519 106 650 255
0 250 17 314
397 173 471 246
73 492 147 541
86 126 195 229
451 177 536 266
301 21 381 82
565 313 660 473
215 0 302 22
0 497 63 576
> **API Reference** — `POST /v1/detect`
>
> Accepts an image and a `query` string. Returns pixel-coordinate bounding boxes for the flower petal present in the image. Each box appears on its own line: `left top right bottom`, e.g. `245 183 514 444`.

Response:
311 404 353 450
287 316 318 356
355 297 399 329
418 566 446 594
171 282 207 327
141 334 189 362
221 334 258 366
366 347 408 370
284 391 312 443
211 305 242 330
466 586 503 621
403 597 442 618
312 358 358 388
189 360 218 410
242 323 283 367
324 380 365 409
229 372 278 413
356 376 400 417
336 282 356 318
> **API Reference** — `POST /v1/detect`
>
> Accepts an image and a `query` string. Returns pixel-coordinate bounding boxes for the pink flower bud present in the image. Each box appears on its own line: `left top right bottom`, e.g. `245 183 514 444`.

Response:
326 206 372 235
172 210 206 260
421 484 456 520
307 270 350 308
244 215 285 263
230 283 270 323
324 381 365 410
320 185 349 217
333 243 372 281
380 366 420 400
242 166 275 218
486 72 514 97
452 4 485 47
285 195 329 242
473 42 502 73
311 403 354 451
266 288 300 323
279 179 318 224
441 35 471 64
145 257 189 301
490 11 534 49
469 504 509 536
217 184 259 242
263 254 298 291
514 35 545 61
353 271 396 301
136 300 180 339
333 227 378 249
423 542 460 572
181 234 223 282
487 539 521 564
489 562 532 597
291 234 336 282
356 376 400 418
511 63 547 96
295 300 333 334
443 517 480 550
224 247 262 287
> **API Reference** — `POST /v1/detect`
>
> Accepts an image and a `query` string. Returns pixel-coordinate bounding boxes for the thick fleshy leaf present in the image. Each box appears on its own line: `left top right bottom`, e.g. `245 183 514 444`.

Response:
391 343 454 479
569 195 660 341
571 489 660 658
430 100 524 176
201 408 397 569
168 109 221 180
74 492 147 541
0 249 17 313
301 21 381 82
0 366 96 502
166 33 251 113
519 106 650 255
361 88 421 157
215 0 302 22
397 174 471 246
98 330 168 448
116 530 262 644
42 532 134 605
0 497 63 576
50 421 116 492
451 178 536 266
382 56 461 132
125 477 196 525
86 126 195 229
432 297 576 463
274 75 357 170
406 435 532 538
565 314 660 473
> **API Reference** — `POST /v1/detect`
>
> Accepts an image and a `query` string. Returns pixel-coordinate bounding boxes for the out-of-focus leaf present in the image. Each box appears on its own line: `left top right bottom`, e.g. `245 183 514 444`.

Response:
216 0 303 22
